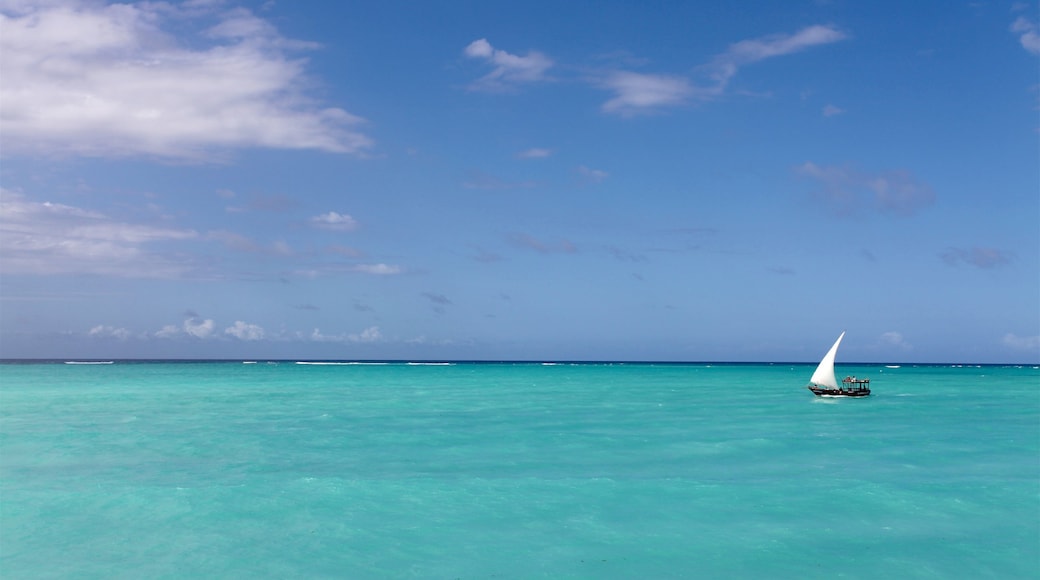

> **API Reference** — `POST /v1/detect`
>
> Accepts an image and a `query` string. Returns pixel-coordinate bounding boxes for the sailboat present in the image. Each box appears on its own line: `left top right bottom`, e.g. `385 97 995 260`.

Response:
807 331 871 397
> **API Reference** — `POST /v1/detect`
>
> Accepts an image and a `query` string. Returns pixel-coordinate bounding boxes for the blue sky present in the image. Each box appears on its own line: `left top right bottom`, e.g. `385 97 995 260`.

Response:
1 0 1037 362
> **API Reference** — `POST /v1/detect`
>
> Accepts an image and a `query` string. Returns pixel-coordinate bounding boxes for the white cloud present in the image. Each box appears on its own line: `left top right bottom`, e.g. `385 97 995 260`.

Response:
517 147 552 159
796 162 936 216
1003 333 1040 352
464 38 494 59
0 189 200 277
271 240 293 257
600 71 695 115
155 324 181 338
311 211 358 231
291 262 404 279
708 24 846 90
225 320 265 340
310 325 382 343
577 165 609 183
310 328 339 342
822 104 845 117
352 263 403 275
0 0 372 160
184 317 216 339
354 326 382 343
598 25 846 114
720 25 846 66
463 38 553 91
88 324 132 340
1011 16 1040 55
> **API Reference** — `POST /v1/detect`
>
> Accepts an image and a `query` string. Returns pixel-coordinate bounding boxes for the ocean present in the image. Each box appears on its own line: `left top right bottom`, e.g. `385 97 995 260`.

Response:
1 361 1037 578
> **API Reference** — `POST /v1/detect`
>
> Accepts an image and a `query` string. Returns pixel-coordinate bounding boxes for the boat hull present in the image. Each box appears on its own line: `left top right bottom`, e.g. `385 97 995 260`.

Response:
808 386 870 397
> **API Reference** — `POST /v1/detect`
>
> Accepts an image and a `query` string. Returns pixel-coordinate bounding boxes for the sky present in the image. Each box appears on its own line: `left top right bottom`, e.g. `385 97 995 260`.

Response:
1 0 1038 363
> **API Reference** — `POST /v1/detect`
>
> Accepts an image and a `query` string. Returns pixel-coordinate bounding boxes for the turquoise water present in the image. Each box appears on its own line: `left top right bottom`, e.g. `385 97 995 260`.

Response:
1 361 1037 578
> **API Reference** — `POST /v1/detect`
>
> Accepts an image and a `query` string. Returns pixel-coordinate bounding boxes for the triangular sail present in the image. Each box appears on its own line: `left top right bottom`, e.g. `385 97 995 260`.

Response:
809 331 845 389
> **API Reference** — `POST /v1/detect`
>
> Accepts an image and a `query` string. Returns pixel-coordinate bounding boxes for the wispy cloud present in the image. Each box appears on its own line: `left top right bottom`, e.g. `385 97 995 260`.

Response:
940 247 1014 269
606 246 649 263
0 189 200 277
1011 16 1040 55
469 245 505 263
577 165 609 184
822 104 845 117
310 326 383 343
422 292 453 305
796 162 936 216
292 262 404 279
0 0 372 160
1003 333 1040 353
463 38 553 91
708 24 847 89
421 292 452 314
517 147 553 159
327 244 364 258
208 230 294 256
352 263 403 275
598 25 846 114
460 25 844 114
600 71 696 115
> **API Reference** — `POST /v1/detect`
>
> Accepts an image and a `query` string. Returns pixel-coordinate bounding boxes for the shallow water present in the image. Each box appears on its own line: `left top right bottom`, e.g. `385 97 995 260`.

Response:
2 362 1037 578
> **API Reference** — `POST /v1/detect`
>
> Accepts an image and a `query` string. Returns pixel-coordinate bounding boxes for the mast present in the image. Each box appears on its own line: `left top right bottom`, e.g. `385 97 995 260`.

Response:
809 331 845 389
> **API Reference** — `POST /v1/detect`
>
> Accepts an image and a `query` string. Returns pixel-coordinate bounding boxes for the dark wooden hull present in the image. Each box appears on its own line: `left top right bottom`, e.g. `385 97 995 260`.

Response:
808 386 871 397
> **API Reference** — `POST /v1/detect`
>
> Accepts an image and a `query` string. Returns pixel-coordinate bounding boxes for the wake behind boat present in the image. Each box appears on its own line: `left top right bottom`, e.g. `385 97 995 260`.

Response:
807 331 870 397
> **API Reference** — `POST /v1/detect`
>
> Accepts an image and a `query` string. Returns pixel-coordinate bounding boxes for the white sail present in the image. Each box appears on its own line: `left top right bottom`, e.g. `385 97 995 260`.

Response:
809 331 845 389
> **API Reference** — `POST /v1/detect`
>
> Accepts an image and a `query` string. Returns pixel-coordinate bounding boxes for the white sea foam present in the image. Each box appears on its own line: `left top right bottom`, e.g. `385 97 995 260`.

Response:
64 361 113 365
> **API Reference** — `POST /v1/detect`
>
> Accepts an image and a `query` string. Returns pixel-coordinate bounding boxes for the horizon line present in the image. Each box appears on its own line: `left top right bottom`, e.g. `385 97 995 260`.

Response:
2 358 1036 367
